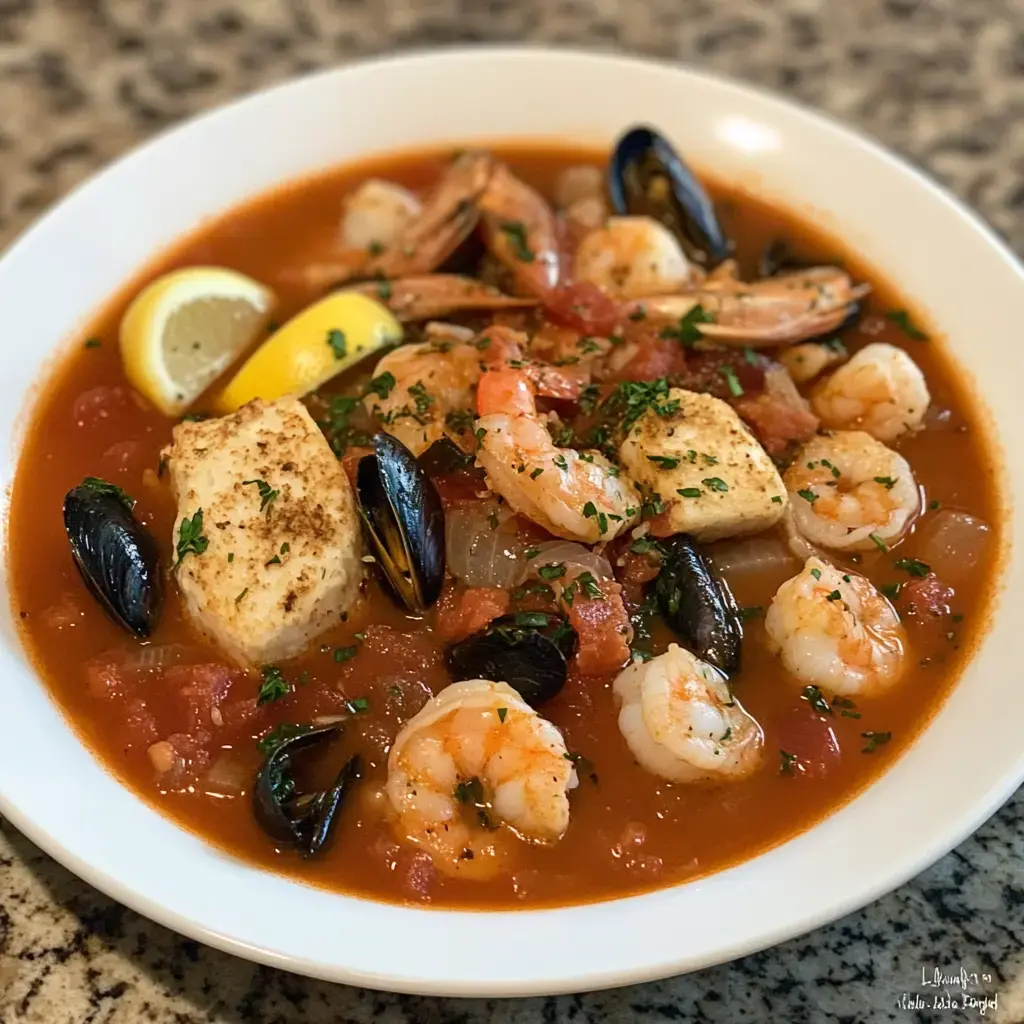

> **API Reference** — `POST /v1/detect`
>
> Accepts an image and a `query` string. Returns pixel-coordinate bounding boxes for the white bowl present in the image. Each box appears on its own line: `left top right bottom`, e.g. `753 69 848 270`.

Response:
0 48 1020 997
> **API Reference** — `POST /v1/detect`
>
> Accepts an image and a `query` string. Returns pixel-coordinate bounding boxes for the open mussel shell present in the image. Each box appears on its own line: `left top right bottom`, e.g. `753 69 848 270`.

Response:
446 613 575 707
356 432 445 613
608 125 731 268
253 724 361 857
653 534 742 675
62 480 162 638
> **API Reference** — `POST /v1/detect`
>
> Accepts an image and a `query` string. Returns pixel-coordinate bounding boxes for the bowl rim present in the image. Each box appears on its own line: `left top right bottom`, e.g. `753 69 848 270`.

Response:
1 45 1021 996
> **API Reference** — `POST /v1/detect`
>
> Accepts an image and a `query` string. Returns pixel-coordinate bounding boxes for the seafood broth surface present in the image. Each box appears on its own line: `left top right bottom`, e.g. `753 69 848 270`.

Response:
9 143 1000 908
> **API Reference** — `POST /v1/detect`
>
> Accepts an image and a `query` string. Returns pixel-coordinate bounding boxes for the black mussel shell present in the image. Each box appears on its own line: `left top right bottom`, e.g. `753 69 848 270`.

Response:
253 724 362 857
419 435 477 476
608 125 731 267
758 239 811 279
63 479 162 637
356 433 445 613
446 613 575 707
653 534 742 675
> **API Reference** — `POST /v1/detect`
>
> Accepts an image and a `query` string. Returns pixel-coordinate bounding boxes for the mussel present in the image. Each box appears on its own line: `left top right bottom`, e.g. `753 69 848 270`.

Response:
253 724 361 857
355 432 445 613
653 534 742 675
608 125 731 268
62 477 162 637
446 613 575 707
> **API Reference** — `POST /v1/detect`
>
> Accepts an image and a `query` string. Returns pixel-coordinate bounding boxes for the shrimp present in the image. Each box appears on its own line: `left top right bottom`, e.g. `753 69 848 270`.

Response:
633 266 870 348
785 431 919 551
765 556 906 696
811 342 930 442
612 644 763 783
573 216 699 299
339 179 422 251
479 162 561 296
364 339 482 455
347 275 537 322
386 679 577 879
778 341 847 384
475 367 638 543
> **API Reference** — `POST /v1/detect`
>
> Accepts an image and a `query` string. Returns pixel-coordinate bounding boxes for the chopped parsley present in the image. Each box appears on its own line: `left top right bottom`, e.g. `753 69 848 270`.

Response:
630 535 665 556
880 582 901 601
861 730 892 753
326 329 347 359
376 279 393 301
677 487 702 498
454 777 485 804
407 380 434 419
498 220 536 262
83 337 102 349
333 645 358 663
175 509 208 567
894 557 931 578
445 408 475 434
365 371 396 400
831 695 861 719
234 587 248 604
797 488 817 504
869 533 888 552
345 696 370 714
739 605 764 621
257 665 290 705
576 572 603 599
873 476 897 490
647 455 680 470
771 495 783 503
659 304 714 347
810 567 822 580
719 365 744 397
929 499 942 511
825 589 842 602
563 751 598 783
514 611 551 628
779 750 800 775
538 562 566 581
497 707 508 723
81 476 135 510
802 685 832 715
530 467 544 480
582 501 609 535
885 309 928 341
256 722 313 756
242 478 279 514
552 453 568 470
702 476 729 493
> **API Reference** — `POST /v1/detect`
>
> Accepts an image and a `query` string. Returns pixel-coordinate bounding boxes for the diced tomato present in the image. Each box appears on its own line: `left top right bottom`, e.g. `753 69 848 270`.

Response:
775 703 841 779
435 582 511 643
542 282 623 337
605 332 686 383
680 350 769 399
733 393 819 456
123 698 159 748
566 577 632 676
900 573 955 620
85 659 126 699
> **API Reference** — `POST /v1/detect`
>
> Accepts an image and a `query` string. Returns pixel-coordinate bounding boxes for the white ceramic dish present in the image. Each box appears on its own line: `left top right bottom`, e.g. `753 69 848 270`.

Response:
0 48 1020 997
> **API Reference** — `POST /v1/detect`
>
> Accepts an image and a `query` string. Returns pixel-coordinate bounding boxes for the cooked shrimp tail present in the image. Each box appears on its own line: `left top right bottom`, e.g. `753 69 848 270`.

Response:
348 275 537 322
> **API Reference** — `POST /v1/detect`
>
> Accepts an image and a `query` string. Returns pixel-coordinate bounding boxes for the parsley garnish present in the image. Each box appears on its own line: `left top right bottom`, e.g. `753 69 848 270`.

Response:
659 304 714 347
345 696 370 714
861 730 892 753
719 365 744 397
677 487 702 498
497 707 508 723
256 722 312 756
242 478 279 514
874 476 897 490
175 509 208 567
498 220 536 262
333 645 358 663
894 557 930 578
83 337 102 349
886 310 928 340
780 750 799 775
257 666 290 705
647 455 680 469
538 563 566 581
797 488 817 504
702 476 729 493
81 476 135 510
326 329 347 359
869 533 888 552
832 695 861 719
802 685 832 715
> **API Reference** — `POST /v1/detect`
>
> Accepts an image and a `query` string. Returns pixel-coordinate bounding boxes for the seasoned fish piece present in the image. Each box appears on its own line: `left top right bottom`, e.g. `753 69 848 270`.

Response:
619 388 787 542
162 398 363 666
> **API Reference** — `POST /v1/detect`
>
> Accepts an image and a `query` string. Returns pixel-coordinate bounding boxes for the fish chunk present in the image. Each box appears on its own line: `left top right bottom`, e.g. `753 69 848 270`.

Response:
162 398 363 666
619 388 787 542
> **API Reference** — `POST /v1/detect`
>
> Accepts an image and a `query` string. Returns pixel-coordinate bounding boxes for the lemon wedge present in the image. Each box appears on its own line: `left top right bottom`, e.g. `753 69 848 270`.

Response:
214 291 402 413
119 267 275 417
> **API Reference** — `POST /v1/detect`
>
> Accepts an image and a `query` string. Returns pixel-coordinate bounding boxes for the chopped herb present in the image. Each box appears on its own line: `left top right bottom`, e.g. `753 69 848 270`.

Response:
498 220 536 262
333 645 358 663
234 587 248 604
365 371 396 400
873 476 897 490
227 552 234 563
486 509 500 531
802 684 832 715
810 567 822 580
256 722 313 756
797 489 817 504
630 535 665 556
497 707 508 723
83 337 102 349
367 240 385 256
474 426 487 445
280 542 290 555
376 280 393 301
628 306 647 322
514 611 551 628
445 408 475 434
81 476 135 510
407 381 433 419
677 487 702 498
454 776 484 805
869 533 888 552
538 562 566 581
832 695 861 719
257 665 290 705
551 424 575 446
265 553 282 567
579 384 601 415
771 495 783 504
563 751 598 783
552 453 568 471
886 309 928 340
702 476 729 493
739 605 764 621
880 582 901 600
242 478 279 514
825 589 842 602
780 750 799 775
743 347 758 366
928 499 941 511
175 509 209 567
720 727 733 742
181 412 209 422
660 304 714 346
582 501 609 534
525 548 540 559
894 557 931 578
861 730 892 753
326 329 347 359
576 572 603 599
823 337 847 354
719 365 744 397
345 696 370 714
530 467 544 480
647 455 680 469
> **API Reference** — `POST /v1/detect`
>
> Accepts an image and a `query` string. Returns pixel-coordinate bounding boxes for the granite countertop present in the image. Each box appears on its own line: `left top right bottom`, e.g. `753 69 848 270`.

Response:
2 1 1023 1021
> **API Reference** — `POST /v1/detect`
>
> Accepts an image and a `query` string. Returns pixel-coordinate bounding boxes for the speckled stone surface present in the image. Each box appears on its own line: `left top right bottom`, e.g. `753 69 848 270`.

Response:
1 1 1024 1021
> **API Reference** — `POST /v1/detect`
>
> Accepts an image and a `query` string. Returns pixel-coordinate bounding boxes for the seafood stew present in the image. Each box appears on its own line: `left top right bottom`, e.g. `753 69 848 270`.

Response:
9 131 1000 908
